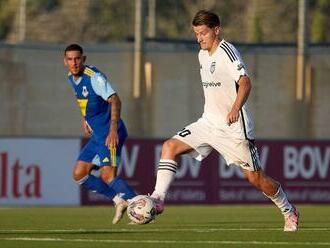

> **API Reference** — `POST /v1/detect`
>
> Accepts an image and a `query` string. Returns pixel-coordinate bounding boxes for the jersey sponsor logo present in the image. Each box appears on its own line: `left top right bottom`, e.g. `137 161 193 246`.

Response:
210 61 216 73
82 86 89 97
202 81 222 88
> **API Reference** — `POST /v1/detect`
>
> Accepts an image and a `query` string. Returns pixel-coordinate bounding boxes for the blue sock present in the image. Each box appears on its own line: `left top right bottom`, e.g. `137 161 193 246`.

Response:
108 177 137 200
79 174 116 199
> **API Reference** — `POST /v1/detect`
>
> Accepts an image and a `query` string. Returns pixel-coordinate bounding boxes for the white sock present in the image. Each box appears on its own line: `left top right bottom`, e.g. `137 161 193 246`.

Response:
264 186 293 215
113 194 124 205
151 159 178 202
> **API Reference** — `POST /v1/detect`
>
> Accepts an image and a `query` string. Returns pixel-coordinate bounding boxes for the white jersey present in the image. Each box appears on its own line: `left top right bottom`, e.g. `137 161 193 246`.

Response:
198 39 255 140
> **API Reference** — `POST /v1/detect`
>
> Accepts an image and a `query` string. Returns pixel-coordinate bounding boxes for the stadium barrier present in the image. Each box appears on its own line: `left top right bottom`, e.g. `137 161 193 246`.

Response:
1 138 329 205
82 139 330 205
0 138 80 205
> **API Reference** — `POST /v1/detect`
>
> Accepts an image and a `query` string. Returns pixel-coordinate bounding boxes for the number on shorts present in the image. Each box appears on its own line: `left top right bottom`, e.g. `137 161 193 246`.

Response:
178 128 191 137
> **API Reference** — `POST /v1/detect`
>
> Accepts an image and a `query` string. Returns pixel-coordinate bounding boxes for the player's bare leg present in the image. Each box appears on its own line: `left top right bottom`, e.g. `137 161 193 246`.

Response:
73 161 95 181
151 138 193 214
100 166 128 224
243 170 299 231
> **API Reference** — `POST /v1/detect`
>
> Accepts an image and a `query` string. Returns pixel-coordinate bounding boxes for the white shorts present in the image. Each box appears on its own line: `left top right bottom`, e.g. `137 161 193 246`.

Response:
173 118 261 172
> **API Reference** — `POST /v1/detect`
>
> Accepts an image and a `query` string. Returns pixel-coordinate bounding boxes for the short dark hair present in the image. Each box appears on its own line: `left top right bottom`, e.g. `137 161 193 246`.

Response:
192 10 221 28
64 43 83 55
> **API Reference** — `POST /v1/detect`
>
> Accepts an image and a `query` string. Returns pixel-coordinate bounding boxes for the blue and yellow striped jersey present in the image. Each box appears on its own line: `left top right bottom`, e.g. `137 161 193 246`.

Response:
67 65 124 139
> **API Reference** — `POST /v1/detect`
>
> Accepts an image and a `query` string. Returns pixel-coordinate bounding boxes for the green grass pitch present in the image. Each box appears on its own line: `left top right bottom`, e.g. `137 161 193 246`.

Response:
0 205 329 248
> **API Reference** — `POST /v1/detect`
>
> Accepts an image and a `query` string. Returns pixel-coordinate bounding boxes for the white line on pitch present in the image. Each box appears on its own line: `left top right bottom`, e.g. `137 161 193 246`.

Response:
1 237 330 246
0 227 330 233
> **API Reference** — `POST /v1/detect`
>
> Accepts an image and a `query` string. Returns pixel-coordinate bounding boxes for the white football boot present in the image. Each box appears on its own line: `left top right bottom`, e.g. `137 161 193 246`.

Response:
151 197 164 215
284 206 299 232
112 200 128 224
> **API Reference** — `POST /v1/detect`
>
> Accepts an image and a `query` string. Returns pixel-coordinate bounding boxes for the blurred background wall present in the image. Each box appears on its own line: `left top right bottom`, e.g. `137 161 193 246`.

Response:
0 43 329 139
0 0 329 139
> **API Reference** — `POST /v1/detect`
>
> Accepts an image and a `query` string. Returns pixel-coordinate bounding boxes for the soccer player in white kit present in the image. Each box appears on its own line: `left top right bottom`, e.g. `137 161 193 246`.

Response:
150 10 299 232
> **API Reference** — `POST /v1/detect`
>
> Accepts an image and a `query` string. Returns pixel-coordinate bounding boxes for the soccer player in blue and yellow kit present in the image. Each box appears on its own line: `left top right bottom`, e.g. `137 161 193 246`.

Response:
64 44 136 224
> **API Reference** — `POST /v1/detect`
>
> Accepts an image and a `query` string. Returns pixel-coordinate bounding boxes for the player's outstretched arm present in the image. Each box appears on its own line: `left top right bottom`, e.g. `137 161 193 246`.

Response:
106 94 122 148
227 75 251 126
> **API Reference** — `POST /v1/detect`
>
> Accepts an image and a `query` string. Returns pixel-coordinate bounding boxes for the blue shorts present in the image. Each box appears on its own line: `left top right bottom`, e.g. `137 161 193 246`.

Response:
78 124 127 167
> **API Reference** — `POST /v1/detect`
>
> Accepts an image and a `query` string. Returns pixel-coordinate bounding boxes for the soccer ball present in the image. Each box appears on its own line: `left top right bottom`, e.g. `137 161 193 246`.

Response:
127 195 157 224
